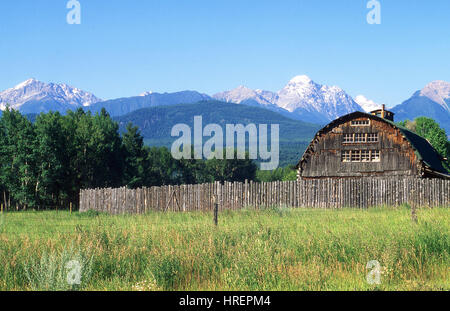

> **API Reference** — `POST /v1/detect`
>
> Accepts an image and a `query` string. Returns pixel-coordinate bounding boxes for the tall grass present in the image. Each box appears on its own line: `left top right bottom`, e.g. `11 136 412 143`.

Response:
0 206 448 291
22 246 93 291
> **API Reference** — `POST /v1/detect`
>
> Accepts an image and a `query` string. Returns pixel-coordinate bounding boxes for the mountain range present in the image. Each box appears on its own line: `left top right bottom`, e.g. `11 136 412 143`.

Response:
0 76 364 124
1 76 449 134
213 75 363 124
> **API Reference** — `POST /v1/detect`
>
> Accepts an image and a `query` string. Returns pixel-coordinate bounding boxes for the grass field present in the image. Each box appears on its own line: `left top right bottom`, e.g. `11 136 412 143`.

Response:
0 206 448 291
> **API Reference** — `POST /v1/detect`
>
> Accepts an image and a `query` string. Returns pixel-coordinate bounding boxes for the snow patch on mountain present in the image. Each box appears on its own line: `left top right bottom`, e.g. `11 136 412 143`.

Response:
419 80 450 111
140 91 154 96
354 95 382 112
213 85 279 107
288 75 313 84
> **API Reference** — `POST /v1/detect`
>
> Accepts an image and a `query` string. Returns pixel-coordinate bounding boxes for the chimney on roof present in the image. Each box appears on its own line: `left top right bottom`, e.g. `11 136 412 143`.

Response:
370 104 395 122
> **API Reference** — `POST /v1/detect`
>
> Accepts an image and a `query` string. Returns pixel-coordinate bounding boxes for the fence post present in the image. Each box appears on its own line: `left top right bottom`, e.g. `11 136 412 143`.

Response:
410 187 418 223
213 193 218 226
411 202 418 223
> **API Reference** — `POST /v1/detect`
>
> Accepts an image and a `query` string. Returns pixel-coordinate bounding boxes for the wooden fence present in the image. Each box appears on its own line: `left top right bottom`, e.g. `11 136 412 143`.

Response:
79 177 450 214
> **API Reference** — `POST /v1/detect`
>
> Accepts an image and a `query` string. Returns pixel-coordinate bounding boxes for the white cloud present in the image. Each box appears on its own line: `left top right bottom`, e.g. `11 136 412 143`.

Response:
354 95 382 112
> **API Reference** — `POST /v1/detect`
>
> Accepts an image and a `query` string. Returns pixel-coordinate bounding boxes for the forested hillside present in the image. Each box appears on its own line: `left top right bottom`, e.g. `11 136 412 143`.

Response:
114 100 320 167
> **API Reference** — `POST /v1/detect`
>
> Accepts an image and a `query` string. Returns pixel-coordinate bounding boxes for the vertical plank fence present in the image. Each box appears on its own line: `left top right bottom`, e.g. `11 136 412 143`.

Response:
80 177 450 214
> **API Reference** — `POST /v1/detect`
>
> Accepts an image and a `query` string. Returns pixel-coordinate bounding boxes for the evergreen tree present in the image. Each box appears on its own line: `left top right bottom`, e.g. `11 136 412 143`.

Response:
146 147 179 186
122 123 149 188
90 108 125 188
205 149 257 183
34 112 70 207
61 108 86 205
72 108 125 190
0 108 38 209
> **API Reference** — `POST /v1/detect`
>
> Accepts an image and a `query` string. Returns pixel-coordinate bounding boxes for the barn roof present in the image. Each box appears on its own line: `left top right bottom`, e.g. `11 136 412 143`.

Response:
297 111 450 178
386 121 450 177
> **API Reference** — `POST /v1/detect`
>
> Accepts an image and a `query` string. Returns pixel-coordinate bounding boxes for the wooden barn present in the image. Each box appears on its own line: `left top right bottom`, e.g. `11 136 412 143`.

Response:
297 105 450 180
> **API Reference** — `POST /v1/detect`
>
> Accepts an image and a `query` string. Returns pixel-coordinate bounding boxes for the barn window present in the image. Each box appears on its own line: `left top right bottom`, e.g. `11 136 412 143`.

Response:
351 150 361 162
342 150 381 162
341 150 351 162
371 150 380 162
367 133 378 142
355 133 366 143
361 150 370 162
343 133 378 144
351 119 370 126
343 134 353 143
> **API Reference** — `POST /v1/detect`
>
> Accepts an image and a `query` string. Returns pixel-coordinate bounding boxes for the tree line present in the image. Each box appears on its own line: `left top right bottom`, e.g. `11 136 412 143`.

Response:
0 108 257 211
2 107 444 212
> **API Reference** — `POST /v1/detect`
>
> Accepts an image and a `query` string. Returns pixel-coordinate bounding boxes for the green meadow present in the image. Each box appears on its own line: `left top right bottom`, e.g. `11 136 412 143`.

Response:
0 206 448 291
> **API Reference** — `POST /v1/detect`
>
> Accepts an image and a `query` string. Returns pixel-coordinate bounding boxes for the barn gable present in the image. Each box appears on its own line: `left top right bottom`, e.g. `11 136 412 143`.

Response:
297 111 450 179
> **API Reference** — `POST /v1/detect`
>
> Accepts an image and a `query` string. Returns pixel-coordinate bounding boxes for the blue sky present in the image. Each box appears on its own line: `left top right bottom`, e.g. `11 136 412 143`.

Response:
0 0 449 107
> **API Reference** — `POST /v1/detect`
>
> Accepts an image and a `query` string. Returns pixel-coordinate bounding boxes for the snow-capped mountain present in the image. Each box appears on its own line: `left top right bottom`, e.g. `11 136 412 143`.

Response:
212 86 295 118
214 86 279 108
213 75 363 124
277 75 362 123
392 80 450 135
417 80 450 112
354 95 382 112
0 78 102 114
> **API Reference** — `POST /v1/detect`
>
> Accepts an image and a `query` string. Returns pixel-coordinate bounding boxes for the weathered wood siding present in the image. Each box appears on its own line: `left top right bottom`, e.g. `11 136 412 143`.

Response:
300 117 420 178
79 177 450 214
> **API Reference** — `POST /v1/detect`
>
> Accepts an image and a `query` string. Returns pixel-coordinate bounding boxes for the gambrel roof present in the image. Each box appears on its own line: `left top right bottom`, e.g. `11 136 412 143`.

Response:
296 111 450 179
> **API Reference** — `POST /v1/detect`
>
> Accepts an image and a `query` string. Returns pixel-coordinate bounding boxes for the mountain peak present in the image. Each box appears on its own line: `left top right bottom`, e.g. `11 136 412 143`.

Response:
23 78 37 83
354 95 382 112
0 79 102 113
392 80 450 135
13 78 40 89
277 76 362 121
288 75 312 84
419 80 450 110
424 80 450 88
234 85 253 91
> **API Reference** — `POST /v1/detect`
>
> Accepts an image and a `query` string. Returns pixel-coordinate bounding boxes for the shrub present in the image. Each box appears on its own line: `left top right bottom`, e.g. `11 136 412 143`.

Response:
23 247 93 291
